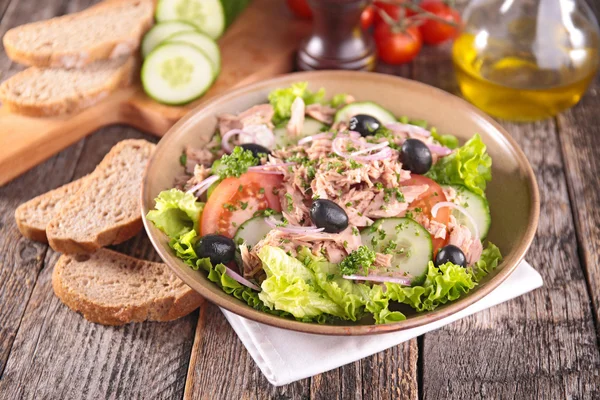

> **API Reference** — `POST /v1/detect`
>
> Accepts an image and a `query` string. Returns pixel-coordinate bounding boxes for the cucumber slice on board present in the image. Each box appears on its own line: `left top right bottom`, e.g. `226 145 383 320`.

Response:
233 214 282 247
141 43 214 105
360 218 432 282
156 0 250 39
274 118 327 148
334 101 397 124
444 185 491 240
141 21 197 58
164 31 221 74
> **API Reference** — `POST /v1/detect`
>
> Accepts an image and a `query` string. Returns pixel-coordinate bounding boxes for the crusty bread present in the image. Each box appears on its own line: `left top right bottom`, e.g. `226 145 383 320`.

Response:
0 56 135 117
15 176 87 243
47 139 155 254
52 249 203 325
3 0 154 68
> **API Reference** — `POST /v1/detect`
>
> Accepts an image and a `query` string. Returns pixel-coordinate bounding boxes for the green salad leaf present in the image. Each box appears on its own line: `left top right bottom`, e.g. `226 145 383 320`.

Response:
268 82 325 125
431 128 459 149
258 246 346 319
384 242 502 312
146 189 204 238
426 134 492 196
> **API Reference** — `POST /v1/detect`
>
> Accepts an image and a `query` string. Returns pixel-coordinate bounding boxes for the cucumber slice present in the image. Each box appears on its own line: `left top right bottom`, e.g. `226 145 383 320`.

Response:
155 0 250 39
445 185 491 240
141 21 197 58
164 31 221 75
334 101 397 124
141 43 214 105
360 218 432 282
233 214 281 247
274 118 327 148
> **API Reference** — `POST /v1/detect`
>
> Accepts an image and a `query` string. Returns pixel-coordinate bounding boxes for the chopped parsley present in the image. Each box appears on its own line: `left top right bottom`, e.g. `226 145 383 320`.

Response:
216 146 258 178
285 193 294 212
240 201 249 210
259 187 265 194
339 246 376 276
253 208 276 217
238 184 244 192
223 203 237 211
349 160 362 169
352 227 359 236
345 202 353 207
179 152 187 166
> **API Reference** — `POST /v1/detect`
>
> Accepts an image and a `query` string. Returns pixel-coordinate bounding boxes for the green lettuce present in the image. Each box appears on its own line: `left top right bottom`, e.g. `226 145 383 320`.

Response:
384 242 502 312
431 128 459 149
258 246 346 319
268 82 325 125
146 189 204 239
426 134 492 196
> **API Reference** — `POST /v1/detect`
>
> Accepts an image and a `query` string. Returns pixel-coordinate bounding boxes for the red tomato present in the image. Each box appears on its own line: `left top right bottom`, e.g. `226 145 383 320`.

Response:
373 0 415 25
201 172 282 238
374 24 422 65
418 1 461 45
402 175 449 253
286 0 312 19
361 6 375 30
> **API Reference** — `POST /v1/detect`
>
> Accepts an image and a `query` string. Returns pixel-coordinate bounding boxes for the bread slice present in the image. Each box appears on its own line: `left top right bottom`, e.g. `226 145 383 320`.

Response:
46 139 155 254
0 56 135 117
3 0 154 68
15 176 87 243
52 249 203 325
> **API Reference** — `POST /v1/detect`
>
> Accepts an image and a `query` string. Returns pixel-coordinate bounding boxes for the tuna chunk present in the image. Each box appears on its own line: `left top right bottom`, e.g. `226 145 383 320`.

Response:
306 103 337 124
448 216 483 265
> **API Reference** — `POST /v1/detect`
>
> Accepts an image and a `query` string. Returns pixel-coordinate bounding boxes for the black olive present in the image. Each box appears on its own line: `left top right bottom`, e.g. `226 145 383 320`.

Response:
348 114 381 137
240 143 271 159
435 245 467 268
400 139 432 174
194 234 236 265
309 199 349 233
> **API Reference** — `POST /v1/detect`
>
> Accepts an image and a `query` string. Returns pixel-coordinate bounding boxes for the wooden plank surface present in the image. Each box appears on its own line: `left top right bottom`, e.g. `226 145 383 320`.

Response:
1 0 600 399
557 75 600 332
413 41 600 400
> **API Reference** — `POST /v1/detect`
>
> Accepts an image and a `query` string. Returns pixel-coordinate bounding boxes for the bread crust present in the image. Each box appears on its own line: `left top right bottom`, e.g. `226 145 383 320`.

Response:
0 57 135 117
46 139 155 254
52 250 204 325
2 0 153 68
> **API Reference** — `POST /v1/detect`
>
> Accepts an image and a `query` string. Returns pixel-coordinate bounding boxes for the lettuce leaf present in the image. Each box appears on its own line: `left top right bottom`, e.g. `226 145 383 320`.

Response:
257 246 346 319
431 128 459 149
385 261 476 312
426 134 492 196
268 82 325 125
473 242 503 281
146 189 204 239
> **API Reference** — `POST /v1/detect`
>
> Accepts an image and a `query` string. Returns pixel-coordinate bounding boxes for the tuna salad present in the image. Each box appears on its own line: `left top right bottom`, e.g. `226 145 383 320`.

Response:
147 82 502 324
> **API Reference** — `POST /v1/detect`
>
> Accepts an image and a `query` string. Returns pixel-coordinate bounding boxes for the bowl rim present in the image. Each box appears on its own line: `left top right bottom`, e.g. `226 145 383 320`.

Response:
141 70 540 336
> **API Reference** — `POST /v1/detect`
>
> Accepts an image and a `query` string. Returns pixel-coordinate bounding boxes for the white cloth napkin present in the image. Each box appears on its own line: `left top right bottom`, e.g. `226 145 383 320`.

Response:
222 260 542 386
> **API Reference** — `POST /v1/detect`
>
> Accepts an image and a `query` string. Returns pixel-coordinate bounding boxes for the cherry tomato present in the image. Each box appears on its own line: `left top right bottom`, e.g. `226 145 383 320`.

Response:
286 0 313 19
373 0 415 25
418 1 461 45
374 24 422 65
402 175 450 253
201 172 282 238
361 6 375 30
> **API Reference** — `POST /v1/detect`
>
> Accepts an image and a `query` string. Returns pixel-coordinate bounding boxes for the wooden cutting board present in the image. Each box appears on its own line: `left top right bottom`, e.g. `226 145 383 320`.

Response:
0 0 310 186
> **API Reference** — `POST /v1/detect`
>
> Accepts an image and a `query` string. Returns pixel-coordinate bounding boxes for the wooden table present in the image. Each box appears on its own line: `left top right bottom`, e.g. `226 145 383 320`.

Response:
1 1 600 399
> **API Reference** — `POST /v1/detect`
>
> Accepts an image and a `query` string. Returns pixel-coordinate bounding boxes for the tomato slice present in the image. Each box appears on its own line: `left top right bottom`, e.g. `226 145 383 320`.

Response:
402 174 450 253
201 172 283 238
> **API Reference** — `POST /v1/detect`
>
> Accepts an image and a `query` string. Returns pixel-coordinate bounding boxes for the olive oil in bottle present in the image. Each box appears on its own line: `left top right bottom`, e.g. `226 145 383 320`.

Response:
453 0 600 121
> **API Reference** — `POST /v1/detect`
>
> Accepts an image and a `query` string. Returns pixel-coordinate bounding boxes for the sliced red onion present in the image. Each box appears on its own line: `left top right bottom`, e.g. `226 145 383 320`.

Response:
343 274 412 286
224 265 261 291
332 136 393 162
350 141 390 156
386 122 431 137
431 201 479 239
427 143 453 156
298 132 332 145
186 174 220 197
248 162 295 175
221 129 256 153
264 216 324 234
